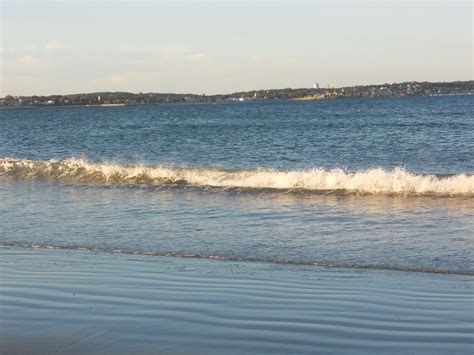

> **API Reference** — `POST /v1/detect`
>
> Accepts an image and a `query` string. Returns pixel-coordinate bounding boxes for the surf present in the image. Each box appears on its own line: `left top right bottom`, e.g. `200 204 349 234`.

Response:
1 157 473 196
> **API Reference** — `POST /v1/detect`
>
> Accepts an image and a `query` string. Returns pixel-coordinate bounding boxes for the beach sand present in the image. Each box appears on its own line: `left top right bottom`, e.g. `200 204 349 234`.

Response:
0 246 473 354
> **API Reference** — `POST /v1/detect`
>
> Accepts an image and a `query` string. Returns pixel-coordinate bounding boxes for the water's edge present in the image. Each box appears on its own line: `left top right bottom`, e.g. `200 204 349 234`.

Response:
1 246 473 354
2 243 472 276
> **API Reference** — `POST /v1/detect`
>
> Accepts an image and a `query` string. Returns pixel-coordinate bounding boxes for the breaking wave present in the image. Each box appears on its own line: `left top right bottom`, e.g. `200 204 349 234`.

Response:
1 157 473 196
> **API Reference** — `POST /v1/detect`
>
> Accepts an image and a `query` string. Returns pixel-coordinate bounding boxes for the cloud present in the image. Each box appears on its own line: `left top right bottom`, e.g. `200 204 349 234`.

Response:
101 74 130 84
91 71 161 88
114 45 185 56
0 45 39 53
111 46 209 63
250 55 265 64
2 44 209 65
17 55 36 66
185 53 209 63
45 41 66 50
1 42 66 53
114 46 161 53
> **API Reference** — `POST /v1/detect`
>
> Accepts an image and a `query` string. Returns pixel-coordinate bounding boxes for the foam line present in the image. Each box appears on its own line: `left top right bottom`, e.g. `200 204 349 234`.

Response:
1 157 473 196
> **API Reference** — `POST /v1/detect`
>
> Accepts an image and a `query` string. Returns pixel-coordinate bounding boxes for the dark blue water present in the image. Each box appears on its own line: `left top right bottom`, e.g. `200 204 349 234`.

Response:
1 96 473 273
1 96 473 173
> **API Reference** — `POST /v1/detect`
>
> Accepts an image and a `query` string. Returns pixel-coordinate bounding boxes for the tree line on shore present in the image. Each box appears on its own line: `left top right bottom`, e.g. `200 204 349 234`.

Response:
2 81 472 107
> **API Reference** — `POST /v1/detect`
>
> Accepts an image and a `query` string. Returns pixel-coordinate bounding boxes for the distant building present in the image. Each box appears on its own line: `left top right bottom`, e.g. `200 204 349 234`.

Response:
313 83 320 89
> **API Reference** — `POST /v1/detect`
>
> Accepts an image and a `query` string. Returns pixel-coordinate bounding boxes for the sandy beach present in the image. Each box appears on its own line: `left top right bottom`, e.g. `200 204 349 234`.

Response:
1 246 472 354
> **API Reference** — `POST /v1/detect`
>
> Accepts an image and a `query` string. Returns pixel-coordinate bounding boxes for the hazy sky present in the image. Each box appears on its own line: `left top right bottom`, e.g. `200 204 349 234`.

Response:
1 0 472 96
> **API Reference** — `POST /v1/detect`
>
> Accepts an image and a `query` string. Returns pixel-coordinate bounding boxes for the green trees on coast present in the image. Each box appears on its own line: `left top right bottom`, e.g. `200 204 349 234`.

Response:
2 81 473 107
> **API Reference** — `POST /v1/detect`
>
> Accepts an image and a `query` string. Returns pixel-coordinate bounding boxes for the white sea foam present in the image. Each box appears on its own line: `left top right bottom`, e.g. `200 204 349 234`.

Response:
1 157 473 196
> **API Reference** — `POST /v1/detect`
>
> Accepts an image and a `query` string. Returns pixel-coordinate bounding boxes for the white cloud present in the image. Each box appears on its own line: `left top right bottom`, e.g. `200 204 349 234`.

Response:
114 45 185 56
90 71 162 90
250 55 265 64
112 46 209 63
1 42 66 53
185 53 209 63
17 55 36 66
45 41 66 50
101 74 129 84
114 46 161 53
0 45 39 53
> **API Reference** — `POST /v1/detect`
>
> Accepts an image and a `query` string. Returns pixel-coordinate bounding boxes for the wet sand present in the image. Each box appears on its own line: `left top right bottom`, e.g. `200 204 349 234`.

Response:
0 247 473 354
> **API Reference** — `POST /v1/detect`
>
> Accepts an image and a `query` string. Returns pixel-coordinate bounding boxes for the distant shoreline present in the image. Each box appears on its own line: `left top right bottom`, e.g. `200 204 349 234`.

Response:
1 80 472 108
1 92 472 111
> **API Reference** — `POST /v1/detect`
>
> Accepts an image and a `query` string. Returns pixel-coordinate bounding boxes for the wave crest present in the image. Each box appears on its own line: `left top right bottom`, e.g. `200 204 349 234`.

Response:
1 157 473 196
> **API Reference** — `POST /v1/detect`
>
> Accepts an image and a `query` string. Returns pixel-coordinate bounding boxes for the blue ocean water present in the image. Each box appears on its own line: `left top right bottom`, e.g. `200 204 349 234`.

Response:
1 96 473 273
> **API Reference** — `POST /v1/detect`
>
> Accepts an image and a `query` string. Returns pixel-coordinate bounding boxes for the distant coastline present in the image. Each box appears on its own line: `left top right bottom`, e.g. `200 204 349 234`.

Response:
1 80 472 108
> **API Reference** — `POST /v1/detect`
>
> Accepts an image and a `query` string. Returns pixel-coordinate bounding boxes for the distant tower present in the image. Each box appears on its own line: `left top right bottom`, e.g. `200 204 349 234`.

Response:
97 95 101 102
313 83 320 89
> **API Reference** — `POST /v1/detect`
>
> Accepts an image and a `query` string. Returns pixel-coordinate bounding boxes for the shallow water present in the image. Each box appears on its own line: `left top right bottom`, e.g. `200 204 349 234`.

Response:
0 96 473 273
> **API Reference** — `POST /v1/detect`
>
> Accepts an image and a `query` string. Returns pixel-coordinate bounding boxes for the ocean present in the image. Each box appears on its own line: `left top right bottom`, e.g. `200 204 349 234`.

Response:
1 95 473 353
0 95 473 274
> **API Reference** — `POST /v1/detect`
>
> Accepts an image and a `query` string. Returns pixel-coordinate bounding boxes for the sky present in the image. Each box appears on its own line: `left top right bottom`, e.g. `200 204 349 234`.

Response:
1 0 472 96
